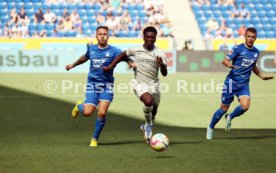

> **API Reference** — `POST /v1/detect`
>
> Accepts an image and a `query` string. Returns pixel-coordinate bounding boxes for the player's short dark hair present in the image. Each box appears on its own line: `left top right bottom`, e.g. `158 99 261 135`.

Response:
246 27 257 34
143 26 157 35
96 26 109 32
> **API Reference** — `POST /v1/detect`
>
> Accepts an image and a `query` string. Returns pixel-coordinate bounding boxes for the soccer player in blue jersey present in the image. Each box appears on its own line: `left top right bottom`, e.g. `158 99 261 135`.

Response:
65 26 122 147
206 27 274 140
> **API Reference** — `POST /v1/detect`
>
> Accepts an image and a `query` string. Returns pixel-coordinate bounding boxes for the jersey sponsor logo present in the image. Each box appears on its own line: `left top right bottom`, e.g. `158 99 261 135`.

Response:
241 51 246 55
134 58 156 64
92 59 106 68
241 59 255 67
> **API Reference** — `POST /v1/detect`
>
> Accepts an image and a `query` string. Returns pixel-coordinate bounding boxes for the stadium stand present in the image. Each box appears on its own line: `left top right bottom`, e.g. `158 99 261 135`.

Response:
0 0 173 38
191 0 276 38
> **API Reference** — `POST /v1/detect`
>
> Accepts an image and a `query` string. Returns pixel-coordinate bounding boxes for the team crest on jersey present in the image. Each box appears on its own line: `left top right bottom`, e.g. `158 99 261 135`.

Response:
254 53 258 58
92 59 106 68
105 52 110 57
241 59 254 67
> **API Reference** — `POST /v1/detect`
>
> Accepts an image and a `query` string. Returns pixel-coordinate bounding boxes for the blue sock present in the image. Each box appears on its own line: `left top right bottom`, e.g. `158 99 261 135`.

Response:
93 117 106 140
209 108 227 129
229 105 246 120
77 104 84 114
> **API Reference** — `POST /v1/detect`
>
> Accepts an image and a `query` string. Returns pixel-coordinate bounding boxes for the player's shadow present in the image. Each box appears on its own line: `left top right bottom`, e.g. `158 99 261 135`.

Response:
216 135 276 140
99 140 143 146
169 141 203 146
154 156 175 159
1 85 276 149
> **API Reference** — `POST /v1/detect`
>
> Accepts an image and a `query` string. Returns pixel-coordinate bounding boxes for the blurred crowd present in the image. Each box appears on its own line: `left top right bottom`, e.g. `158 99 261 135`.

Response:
191 0 250 39
0 0 173 38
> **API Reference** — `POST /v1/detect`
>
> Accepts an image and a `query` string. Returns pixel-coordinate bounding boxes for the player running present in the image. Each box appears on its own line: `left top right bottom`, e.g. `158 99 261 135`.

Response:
206 27 274 140
65 26 122 147
103 26 168 144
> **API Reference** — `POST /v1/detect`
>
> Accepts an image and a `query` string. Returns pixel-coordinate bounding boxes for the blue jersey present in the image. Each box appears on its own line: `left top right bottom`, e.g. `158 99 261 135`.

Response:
85 44 122 84
226 43 260 85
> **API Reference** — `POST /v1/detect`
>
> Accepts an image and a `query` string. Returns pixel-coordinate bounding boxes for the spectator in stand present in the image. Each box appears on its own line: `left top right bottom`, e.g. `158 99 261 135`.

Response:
46 0 66 4
2 24 11 37
231 3 240 18
76 27 85 38
56 20 65 32
96 13 105 25
9 8 18 25
63 16 73 31
239 3 250 19
34 9 45 24
11 23 21 37
18 7 30 25
183 40 193 50
39 29 47 37
105 12 117 32
225 26 233 38
50 29 58 37
206 18 219 32
20 21 29 37
204 29 212 50
217 0 234 5
133 18 143 31
110 0 121 10
61 8 70 21
70 10 80 24
73 16 82 31
118 10 131 32
44 9 57 24
32 31 39 37
238 24 246 37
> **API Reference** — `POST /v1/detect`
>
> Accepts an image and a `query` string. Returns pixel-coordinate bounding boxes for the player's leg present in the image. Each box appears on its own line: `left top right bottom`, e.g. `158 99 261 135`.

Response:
71 92 97 118
207 81 234 139
207 104 230 139
140 92 154 125
152 106 158 123
133 81 154 143
90 86 113 147
151 92 160 123
225 85 250 131
140 92 154 142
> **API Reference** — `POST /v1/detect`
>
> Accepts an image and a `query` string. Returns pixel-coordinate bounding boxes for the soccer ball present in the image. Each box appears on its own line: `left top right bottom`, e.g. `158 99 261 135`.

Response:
150 133 169 152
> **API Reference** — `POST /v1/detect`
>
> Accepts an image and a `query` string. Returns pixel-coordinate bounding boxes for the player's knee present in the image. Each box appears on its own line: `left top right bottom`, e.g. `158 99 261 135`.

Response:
82 109 93 116
241 104 250 111
143 99 153 107
97 110 107 118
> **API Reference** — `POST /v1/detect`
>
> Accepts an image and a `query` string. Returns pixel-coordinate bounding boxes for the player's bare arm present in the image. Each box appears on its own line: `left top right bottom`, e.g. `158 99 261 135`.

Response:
222 57 237 69
65 55 89 71
102 51 128 72
252 65 274 80
157 56 167 76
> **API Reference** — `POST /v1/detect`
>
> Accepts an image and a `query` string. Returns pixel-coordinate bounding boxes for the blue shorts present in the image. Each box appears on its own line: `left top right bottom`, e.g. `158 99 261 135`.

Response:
84 83 113 106
221 80 250 106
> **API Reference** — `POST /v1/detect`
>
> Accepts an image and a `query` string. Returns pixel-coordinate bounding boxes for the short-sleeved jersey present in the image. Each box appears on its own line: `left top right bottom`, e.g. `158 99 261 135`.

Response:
126 45 167 83
226 43 260 85
85 44 121 84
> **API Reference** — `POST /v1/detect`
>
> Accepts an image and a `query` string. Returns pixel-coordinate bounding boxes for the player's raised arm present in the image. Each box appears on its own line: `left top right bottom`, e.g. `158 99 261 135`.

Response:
102 51 128 72
65 55 89 71
222 57 237 69
252 64 274 80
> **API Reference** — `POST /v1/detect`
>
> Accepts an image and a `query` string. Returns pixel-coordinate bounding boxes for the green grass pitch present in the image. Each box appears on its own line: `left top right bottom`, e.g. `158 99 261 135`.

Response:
0 73 276 173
